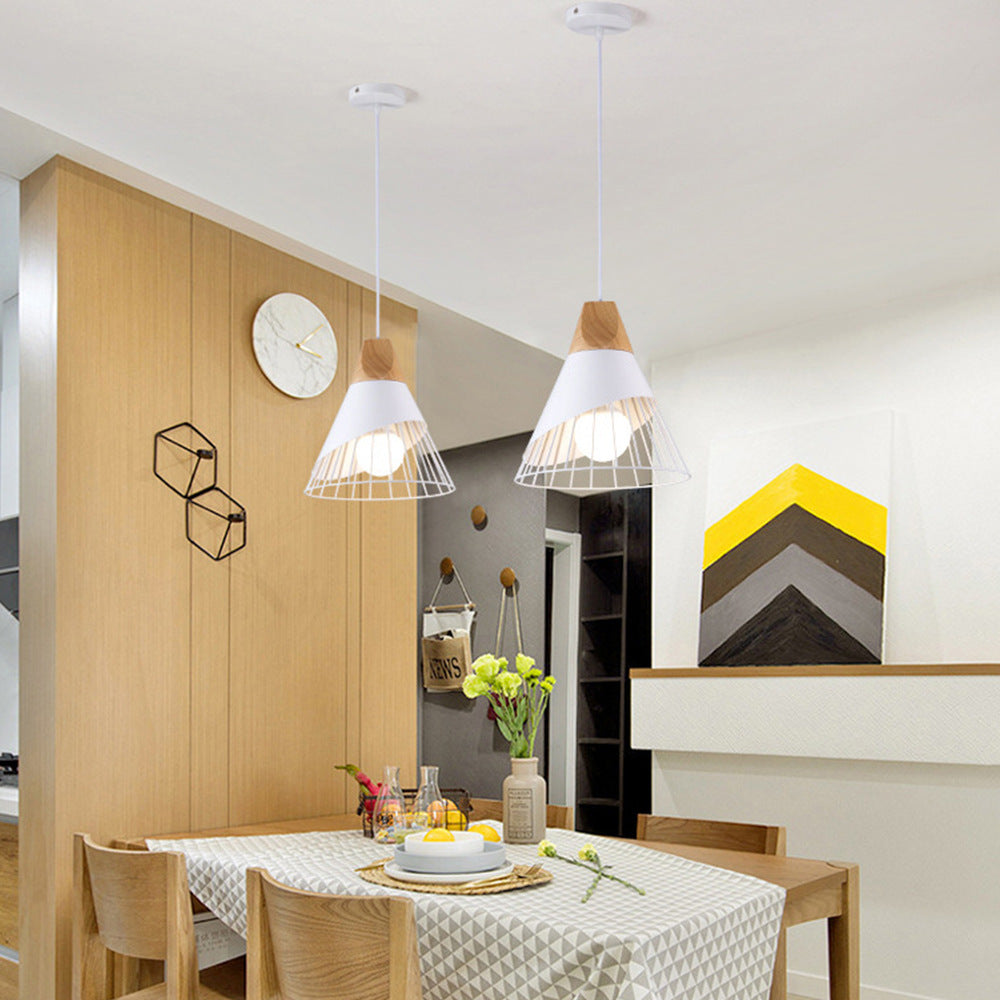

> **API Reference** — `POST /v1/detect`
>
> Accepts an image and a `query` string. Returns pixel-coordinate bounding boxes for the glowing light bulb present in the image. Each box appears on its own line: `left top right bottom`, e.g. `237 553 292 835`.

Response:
355 430 406 477
573 408 632 462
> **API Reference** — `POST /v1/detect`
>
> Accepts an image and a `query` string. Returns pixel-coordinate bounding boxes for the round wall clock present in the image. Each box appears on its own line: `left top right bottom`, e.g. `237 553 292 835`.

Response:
252 293 338 398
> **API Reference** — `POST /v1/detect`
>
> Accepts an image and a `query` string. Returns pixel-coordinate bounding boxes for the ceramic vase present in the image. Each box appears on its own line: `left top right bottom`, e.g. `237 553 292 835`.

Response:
502 756 546 844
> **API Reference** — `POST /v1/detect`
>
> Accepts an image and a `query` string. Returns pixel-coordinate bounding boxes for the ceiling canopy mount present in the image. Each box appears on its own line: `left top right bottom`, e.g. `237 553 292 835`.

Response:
565 2 633 36
347 82 408 110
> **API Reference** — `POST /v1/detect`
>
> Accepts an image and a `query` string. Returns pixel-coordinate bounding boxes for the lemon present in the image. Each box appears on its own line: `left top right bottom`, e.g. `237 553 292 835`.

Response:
468 823 501 843
423 828 455 842
428 798 468 831
446 809 467 830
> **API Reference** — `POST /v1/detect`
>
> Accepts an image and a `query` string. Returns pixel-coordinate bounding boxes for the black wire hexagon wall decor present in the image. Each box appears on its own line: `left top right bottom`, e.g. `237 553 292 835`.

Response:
154 423 247 561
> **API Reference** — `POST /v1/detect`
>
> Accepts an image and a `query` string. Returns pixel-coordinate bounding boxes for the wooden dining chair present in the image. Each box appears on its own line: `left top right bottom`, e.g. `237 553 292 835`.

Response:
468 797 573 830
635 814 786 855
73 833 245 1000
246 868 422 1000
636 815 788 1000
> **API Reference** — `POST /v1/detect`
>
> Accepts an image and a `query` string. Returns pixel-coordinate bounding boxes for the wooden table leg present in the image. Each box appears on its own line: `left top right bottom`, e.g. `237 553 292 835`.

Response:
769 925 787 1000
827 864 859 1000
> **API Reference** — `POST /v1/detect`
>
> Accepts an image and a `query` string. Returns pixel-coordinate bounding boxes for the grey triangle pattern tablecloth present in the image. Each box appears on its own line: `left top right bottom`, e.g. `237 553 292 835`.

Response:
148 827 784 1000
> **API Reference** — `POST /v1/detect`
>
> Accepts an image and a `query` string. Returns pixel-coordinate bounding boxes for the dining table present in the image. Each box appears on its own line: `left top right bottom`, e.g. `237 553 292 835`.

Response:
131 813 859 1000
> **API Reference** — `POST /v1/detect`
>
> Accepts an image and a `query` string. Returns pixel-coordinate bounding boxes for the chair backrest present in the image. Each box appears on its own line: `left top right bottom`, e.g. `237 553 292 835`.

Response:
246 868 422 1000
635 815 786 856
73 833 198 1000
468 798 573 831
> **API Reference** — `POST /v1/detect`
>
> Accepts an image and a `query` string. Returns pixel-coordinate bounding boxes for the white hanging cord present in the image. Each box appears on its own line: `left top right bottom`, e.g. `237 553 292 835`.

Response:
596 26 604 301
374 103 382 339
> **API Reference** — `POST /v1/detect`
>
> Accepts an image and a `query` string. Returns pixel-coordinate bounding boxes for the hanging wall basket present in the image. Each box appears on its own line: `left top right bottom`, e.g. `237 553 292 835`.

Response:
422 557 476 691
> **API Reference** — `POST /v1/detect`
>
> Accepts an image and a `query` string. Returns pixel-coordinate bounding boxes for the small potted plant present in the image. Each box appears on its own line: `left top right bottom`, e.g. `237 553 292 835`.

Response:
462 653 555 844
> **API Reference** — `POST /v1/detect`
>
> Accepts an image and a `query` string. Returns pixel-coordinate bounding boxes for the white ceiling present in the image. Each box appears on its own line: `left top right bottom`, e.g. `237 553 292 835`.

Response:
0 110 560 451
1 0 999 367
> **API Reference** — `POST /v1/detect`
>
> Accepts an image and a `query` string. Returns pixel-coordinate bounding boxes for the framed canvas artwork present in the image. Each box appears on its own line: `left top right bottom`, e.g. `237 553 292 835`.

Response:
698 412 891 666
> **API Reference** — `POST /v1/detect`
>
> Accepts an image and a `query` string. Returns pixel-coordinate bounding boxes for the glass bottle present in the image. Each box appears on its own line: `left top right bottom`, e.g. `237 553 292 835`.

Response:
372 765 407 843
413 765 445 829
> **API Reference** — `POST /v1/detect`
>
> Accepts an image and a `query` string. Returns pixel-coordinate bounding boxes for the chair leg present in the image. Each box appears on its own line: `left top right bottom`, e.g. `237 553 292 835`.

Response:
769 928 787 1000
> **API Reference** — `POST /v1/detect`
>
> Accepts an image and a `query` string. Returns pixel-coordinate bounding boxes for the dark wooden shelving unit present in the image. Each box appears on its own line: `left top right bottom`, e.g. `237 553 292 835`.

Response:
575 491 651 838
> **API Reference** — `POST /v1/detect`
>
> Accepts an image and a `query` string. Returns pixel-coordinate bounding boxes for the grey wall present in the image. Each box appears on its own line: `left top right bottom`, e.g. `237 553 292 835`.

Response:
419 432 546 797
545 491 579 534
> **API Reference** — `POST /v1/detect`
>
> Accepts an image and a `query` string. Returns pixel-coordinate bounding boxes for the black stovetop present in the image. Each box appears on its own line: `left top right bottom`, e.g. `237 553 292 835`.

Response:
0 753 17 786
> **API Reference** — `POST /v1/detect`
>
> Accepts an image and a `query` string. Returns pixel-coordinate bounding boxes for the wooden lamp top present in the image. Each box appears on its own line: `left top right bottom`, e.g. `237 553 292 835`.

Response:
569 301 634 354
352 338 404 383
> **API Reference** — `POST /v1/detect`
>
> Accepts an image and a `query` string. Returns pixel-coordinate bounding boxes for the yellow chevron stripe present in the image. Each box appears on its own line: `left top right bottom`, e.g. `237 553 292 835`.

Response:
704 464 887 569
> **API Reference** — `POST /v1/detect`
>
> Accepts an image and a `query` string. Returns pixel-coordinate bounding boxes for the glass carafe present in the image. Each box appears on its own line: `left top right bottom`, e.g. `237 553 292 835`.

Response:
413 765 445 829
372 765 407 843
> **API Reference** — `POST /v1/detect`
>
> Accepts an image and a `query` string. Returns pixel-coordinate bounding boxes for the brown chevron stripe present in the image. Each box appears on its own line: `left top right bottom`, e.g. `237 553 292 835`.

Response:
701 504 885 611
699 585 881 667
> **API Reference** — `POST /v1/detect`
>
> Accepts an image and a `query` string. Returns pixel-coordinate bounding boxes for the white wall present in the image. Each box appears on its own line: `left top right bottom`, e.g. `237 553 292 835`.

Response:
1 295 18 518
649 275 1000 1000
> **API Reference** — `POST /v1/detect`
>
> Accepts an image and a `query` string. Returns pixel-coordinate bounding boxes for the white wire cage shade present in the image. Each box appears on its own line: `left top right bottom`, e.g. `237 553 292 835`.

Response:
305 340 455 500
515 301 690 491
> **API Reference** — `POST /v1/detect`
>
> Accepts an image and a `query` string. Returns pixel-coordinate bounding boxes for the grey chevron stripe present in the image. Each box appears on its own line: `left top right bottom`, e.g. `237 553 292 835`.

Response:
698 544 883 662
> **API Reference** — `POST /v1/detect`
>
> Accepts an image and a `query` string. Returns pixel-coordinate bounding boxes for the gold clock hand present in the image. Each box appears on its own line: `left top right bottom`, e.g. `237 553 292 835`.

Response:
297 345 323 360
296 324 323 348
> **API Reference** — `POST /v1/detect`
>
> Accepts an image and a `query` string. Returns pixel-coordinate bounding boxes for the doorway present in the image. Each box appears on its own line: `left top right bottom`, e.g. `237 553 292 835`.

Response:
544 528 581 813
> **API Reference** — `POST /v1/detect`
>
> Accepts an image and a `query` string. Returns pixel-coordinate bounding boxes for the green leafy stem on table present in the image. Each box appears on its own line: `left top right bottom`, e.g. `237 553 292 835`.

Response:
538 840 646 903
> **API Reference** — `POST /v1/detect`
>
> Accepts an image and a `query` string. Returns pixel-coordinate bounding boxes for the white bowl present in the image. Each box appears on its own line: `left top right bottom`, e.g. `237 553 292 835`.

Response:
403 830 485 856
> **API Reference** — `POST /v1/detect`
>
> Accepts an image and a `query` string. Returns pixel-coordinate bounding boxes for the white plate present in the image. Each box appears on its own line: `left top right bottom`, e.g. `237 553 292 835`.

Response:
395 840 507 874
382 860 515 886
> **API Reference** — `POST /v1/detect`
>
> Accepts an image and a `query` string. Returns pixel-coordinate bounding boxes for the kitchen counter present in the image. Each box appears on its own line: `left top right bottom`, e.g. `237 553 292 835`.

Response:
0 789 16 823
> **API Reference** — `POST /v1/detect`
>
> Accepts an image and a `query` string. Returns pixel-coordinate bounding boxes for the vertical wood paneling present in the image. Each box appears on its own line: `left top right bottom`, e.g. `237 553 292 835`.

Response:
47 162 194 998
358 293 419 786
56 163 194 840
343 284 364 801
19 159 418 997
227 233 351 826
18 157 59 1000
190 217 233 831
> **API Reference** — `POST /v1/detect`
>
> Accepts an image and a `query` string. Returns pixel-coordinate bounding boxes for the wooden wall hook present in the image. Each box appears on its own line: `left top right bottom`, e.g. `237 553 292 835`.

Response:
440 556 454 577
471 505 487 527
499 567 516 589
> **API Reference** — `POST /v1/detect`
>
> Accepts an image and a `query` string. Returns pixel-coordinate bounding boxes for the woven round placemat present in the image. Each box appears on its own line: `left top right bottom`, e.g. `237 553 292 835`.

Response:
356 862 553 895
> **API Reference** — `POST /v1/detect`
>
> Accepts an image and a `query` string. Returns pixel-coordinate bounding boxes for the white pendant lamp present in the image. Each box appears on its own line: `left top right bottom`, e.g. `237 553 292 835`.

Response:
515 4 690 492
306 83 454 500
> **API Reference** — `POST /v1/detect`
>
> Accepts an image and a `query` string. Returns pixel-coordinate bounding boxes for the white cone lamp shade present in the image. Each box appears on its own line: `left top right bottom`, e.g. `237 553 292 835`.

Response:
305 338 454 500
515 301 689 491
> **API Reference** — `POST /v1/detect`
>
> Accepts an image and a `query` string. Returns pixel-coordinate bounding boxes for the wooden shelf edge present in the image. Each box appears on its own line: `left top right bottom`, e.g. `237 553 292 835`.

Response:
630 664 1000 679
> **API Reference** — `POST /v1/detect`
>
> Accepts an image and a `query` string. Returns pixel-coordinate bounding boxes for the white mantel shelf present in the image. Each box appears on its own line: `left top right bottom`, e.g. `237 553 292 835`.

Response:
630 665 1000 765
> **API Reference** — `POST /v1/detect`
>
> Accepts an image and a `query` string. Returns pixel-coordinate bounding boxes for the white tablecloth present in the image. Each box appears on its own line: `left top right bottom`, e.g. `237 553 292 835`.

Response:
149 828 784 1000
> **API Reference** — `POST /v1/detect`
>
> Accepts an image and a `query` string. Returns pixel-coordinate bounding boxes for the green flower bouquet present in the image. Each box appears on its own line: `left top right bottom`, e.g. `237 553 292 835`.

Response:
462 653 555 758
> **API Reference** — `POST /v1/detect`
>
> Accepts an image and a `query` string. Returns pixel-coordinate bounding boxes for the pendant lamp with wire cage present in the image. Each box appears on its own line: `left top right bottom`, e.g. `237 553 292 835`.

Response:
515 4 689 492
306 83 454 501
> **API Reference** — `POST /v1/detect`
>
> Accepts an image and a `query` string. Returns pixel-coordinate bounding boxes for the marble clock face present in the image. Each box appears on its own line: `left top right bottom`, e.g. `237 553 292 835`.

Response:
252 293 338 398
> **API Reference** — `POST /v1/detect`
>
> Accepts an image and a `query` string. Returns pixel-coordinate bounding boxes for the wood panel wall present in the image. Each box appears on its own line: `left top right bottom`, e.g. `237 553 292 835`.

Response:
19 158 418 999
